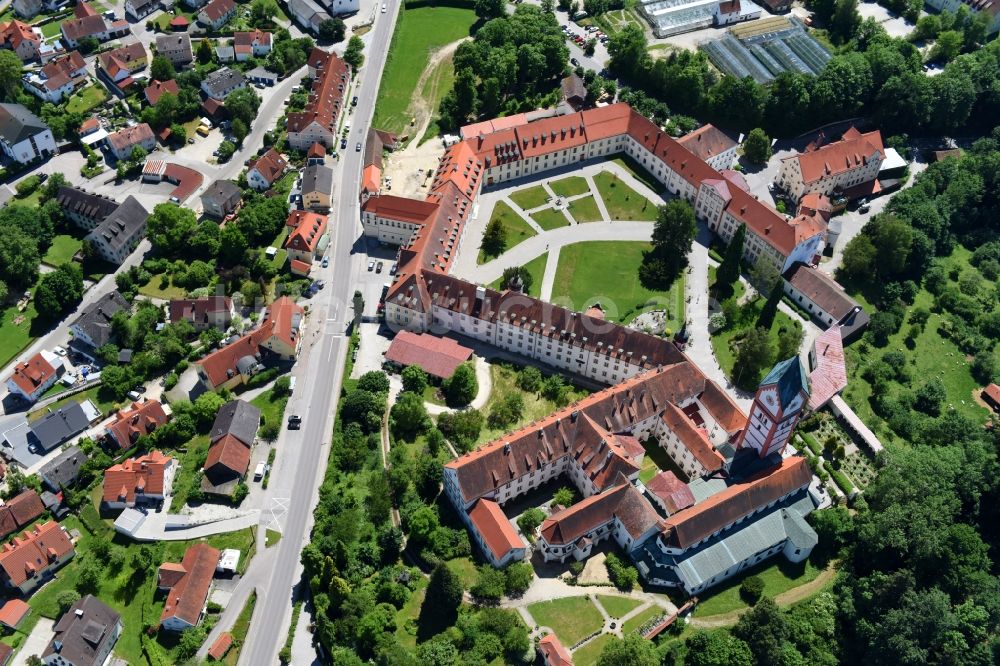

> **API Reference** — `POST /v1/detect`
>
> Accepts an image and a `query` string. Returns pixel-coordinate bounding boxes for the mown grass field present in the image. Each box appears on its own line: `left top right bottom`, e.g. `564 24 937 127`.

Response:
478 201 537 264
572 632 616 665
488 251 548 298
372 5 476 135
596 594 643 618
593 171 659 221
692 558 824 617
509 185 551 211
531 206 571 231
548 176 591 198
567 194 603 223
527 596 604 646
65 85 108 115
42 234 83 267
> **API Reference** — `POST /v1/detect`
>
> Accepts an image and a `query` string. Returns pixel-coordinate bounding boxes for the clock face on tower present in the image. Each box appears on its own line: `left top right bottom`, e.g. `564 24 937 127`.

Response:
760 387 778 415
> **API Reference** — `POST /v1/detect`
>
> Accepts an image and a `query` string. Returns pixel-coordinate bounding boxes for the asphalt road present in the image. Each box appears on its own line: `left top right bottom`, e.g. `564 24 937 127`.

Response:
233 5 401 663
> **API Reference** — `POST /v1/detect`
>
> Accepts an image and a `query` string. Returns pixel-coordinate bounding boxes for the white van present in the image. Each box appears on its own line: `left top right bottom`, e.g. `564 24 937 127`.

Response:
288 377 296 393
253 462 266 481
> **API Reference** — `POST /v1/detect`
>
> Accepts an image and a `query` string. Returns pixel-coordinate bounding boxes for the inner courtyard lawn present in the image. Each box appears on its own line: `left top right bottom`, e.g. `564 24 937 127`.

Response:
596 595 644 618
710 309 801 388
548 176 591 198
488 251 547 298
478 201 537 264
551 241 683 324
593 171 659 221
509 185 551 211
567 195 603 223
531 207 571 231
572 633 616 665
372 5 476 134
527 597 604 646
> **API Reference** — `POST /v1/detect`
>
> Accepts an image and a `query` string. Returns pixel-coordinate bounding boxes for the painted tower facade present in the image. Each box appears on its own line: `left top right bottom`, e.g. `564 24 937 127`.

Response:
736 357 810 459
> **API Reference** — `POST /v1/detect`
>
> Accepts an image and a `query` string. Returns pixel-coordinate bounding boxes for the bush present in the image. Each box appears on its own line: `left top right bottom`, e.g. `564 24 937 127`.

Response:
516 508 546 535
272 375 291 396
739 575 765 605
16 175 41 197
232 483 249 505
163 372 179 390
605 553 638 591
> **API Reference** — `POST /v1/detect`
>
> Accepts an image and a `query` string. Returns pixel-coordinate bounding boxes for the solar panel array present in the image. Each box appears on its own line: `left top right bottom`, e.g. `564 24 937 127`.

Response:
700 19 831 84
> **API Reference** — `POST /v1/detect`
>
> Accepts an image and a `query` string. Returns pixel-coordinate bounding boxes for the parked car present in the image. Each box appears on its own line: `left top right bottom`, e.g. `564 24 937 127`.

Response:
376 261 384 273
341 138 347 149
321 255 330 268
570 57 579 66
381 2 386 11
368 260 375 271
288 414 302 429
356 142 362 152
352 96 358 106
53 346 67 357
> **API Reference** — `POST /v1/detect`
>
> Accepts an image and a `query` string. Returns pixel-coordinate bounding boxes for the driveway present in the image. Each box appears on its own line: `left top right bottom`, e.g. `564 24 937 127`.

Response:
11 618 54 666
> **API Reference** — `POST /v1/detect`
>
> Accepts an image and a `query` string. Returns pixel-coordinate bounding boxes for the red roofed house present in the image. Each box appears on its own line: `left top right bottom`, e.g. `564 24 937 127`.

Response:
807 325 847 411
287 49 349 150
777 127 885 202
144 79 179 106
538 633 572 666
384 331 473 380
22 51 87 103
168 296 235 332
101 451 176 510
208 633 233 660
104 400 170 450
467 498 526 567
0 19 42 61
198 0 236 29
195 296 304 390
202 399 260 497
981 383 1000 414
0 598 30 630
247 147 289 191
158 543 220 631
0 490 46 540
645 471 695 515
233 29 271 61
106 123 156 160
61 4 129 50
5 350 63 403
0 521 75 594
97 42 148 90
677 123 739 171
284 210 329 276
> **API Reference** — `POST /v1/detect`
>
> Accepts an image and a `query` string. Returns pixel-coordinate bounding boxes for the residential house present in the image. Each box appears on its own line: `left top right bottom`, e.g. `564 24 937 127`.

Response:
215 43 234 61
306 142 325 165
538 634 572 666
0 599 30 632
60 3 129 49
37 41 68 64
194 296 304 390
777 127 885 202
560 72 586 110
22 51 88 103
0 521 75 594
301 164 333 212
360 128 397 198
69 291 129 348
158 543 220 631
0 20 42 61
126 0 160 20
202 399 260 496
12 0 42 19
101 450 176 510
0 644 10 665
0 490 45 540
182 0 208 8
168 296 235 331
284 210 328 276
154 33 192 66
233 29 271 60
677 123 740 171
5 350 64 403
200 66 245 100
198 0 236 28
246 148 287 191
97 42 147 87
200 179 242 219
287 48 348 149
84 195 149 264
0 103 55 163
144 78 179 106
41 595 122 666
39 446 88 491
104 399 169 450
782 262 869 340
106 123 156 160
287 0 331 33
327 0 360 14
28 400 100 453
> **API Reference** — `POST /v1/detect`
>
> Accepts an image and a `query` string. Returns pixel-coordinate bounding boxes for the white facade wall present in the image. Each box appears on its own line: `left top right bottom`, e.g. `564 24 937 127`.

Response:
0 127 55 164
777 150 884 202
782 280 838 327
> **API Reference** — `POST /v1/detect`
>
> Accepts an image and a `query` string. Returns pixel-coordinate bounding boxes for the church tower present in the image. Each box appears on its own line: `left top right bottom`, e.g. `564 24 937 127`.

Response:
735 357 810 459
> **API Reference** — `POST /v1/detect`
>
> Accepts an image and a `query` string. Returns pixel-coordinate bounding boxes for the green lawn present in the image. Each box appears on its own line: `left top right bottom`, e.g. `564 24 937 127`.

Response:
593 171 658 221
527 597 604 647
596 595 644 618
138 273 189 300
531 207 571 231
39 20 63 38
372 5 476 134
509 185 551 211
223 591 257 665
551 241 681 324
168 434 210 512
250 386 289 430
488 251 547 298
692 558 824 617
42 234 83 267
445 557 479 589
476 362 590 445
29 385 117 421
477 201 537 264
65 85 108 115
572 633 616 666
567 195 604 223
611 156 663 193
547 176 591 198
710 309 801 389
393 574 428 652
621 604 664 635
0 300 41 369
265 529 282 548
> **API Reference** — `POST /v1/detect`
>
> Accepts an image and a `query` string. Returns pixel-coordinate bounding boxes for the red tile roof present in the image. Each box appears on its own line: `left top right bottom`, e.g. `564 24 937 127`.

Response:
677 123 738 163
157 561 187 589
97 43 146 79
203 433 251 479
79 117 100 135
0 521 74 588
361 194 439 225
208 632 233 660
790 127 884 185
646 471 694 514
0 20 39 50
199 0 235 22
540 478 659 545
384 331 473 379
169 15 190 27
144 79 179 106
468 498 523 562
661 456 812 549
984 384 1000 410
102 451 174 504
160 543 220 627
782 262 858 321
661 402 725 473
7 352 58 396
107 123 154 154
168 296 233 327
284 210 328 254
233 28 271 48
106 400 169 450
248 148 288 185
75 1 97 17
538 634 572 666
0 599 29 629
0 490 45 540
287 49 349 138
